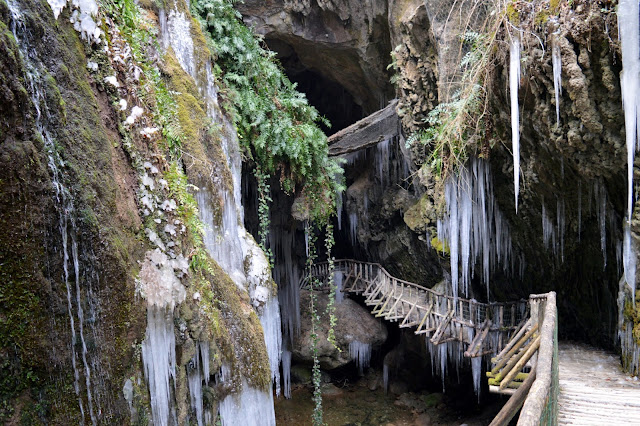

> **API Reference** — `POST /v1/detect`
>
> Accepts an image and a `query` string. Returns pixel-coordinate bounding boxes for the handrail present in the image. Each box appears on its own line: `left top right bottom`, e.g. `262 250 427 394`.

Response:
517 291 557 425
303 259 527 310
489 291 557 426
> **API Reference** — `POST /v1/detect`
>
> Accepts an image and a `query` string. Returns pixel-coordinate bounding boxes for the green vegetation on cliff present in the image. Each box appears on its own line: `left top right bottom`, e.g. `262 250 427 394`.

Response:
191 0 343 222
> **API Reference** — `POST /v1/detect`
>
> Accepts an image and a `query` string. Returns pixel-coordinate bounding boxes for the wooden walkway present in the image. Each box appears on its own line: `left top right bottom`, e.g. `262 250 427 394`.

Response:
557 342 640 425
302 259 527 357
304 260 563 425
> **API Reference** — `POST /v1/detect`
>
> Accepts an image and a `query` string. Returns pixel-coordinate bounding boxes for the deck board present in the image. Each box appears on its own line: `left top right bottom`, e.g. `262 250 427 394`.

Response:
558 342 640 425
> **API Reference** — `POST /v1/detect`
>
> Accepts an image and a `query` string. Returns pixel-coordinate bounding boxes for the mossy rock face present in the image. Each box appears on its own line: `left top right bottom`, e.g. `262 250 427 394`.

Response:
0 0 146 421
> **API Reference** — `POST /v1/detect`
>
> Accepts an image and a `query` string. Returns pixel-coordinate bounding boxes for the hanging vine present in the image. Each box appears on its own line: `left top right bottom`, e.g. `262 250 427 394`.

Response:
325 222 338 349
255 165 273 266
305 222 324 426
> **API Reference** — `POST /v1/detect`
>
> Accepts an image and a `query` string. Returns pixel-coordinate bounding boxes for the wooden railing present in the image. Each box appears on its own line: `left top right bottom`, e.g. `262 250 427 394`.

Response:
489 292 558 426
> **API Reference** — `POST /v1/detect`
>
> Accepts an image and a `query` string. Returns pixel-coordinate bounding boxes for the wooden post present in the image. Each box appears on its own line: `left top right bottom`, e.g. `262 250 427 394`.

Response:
470 300 477 325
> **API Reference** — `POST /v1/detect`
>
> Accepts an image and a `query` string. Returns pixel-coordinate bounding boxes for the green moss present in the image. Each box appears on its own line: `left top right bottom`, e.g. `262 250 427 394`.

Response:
624 294 640 346
506 2 520 25
534 9 550 26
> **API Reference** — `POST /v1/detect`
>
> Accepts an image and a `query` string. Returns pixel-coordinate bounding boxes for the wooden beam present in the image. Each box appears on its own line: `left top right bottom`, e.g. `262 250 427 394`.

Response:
491 323 538 375
500 336 540 390
488 369 537 426
328 100 399 156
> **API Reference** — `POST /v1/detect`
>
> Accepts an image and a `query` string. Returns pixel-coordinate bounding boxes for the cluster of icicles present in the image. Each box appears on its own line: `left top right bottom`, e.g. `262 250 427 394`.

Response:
436 158 520 300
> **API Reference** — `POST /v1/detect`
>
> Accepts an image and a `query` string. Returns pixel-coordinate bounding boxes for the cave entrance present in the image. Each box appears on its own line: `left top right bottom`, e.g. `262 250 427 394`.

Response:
265 38 367 134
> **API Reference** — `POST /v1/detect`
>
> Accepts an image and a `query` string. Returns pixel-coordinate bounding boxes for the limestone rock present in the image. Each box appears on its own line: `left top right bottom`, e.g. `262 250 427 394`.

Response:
291 290 387 369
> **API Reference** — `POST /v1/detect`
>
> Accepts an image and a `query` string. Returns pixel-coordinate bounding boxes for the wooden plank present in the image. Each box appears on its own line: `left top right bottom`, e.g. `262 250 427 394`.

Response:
493 318 531 363
489 385 517 396
384 285 404 320
430 310 455 344
488 369 537 426
490 323 538 375
328 100 399 156
465 319 492 357
500 335 540 390
414 303 434 334
399 302 419 328
493 334 539 383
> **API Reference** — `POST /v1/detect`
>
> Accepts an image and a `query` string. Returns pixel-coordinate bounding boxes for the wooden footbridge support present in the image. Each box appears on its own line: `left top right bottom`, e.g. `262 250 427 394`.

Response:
301 259 559 426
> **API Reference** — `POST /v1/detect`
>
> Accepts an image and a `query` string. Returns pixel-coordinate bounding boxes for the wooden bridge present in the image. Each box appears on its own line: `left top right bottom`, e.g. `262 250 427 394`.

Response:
302 259 559 425
302 259 528 355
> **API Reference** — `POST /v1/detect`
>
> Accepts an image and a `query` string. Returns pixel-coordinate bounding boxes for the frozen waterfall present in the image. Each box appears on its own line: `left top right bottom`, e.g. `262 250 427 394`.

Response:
349 341 372 374
142 307 178 426
219 379 276 426
260 297 283 397
163 7 279 423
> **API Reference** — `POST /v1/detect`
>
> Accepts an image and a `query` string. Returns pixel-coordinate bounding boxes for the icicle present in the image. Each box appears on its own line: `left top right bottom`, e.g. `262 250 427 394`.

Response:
510 37 521 213
259 297 283 397
557 198 565 262
471 356 482 402
541 202 555 257
617 239 623 277
219 380 276 426
142 306 177 426
552 38 562 126
199 342 210 386
624 224 637 304
349 341 372 374
459 173 473 297
437 158 517 300
273 230 301 347
334 271 344 304
282 350 292 399
349 212 358 246
375 139 391 186
595 180 607 268
446 179 459 303
439 343 447 392
618 0 640 221
188 346 204 426
336 189 344 230
383 364 389 395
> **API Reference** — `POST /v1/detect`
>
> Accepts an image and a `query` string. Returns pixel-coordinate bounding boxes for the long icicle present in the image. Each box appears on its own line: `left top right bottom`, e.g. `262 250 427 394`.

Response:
552 37 562 126
619 0 640 302
510 36 521 213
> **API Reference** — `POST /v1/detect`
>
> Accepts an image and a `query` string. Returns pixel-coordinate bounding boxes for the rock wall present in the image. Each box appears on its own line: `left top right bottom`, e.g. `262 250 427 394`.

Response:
0 0 276 422
241 0 638 356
